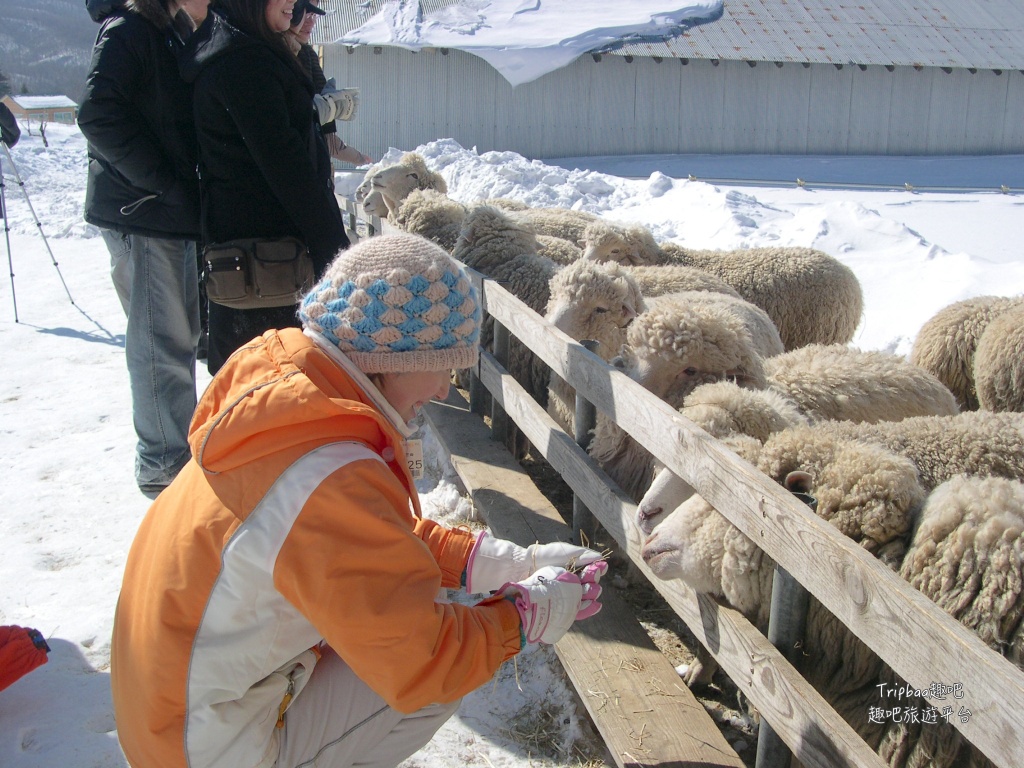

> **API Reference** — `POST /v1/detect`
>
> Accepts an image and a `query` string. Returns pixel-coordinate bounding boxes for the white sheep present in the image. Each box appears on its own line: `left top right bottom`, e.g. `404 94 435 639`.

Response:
628 264 741 300
452 204 561 408
874 474 1024 767
516 207 600 247
636 372 973 553
588 291 771 501
390 188 467 252
534 233 583 265
973 300 1024 413
909 295 1022 411
640 429 1024 766
784 411 1024 494
544 260 646 433
583 219 864 351
764 344 959 424
606 341 956 512
640 430 923 723
360 188 389 220
365 152 448 219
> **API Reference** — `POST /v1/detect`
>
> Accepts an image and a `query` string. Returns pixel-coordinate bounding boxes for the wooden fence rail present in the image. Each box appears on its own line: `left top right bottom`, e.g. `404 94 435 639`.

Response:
343 197 1024 768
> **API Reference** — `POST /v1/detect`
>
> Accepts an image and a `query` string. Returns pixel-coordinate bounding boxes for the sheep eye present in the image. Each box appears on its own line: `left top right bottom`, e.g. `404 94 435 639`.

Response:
593 306 608 314
683 367 698 377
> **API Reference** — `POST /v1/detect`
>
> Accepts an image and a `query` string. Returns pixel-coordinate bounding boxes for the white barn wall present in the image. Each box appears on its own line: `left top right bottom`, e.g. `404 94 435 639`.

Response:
320 45 1024 161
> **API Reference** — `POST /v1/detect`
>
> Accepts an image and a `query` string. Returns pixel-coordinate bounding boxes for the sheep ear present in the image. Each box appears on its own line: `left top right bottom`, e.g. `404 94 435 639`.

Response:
783 470 813 494
622 303 638 321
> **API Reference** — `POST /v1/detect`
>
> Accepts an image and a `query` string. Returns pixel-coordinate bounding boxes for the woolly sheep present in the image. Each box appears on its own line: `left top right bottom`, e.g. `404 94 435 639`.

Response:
786 411 1024 494
582 219 864 350
637 363 959 537
390 188 467 252
367 152 448 219
874 475 1024 767
764 344 959 424
641 438 1024 765
640 430 923 716
452 205 561 407
628 264 741 300
641 400 1024 541
544 260 646 433
354 160 384 203
909 295 1022 411
516 207 599 247
534 234 583 265
542 260 749 433
588 291 771 500
974 301 1024 413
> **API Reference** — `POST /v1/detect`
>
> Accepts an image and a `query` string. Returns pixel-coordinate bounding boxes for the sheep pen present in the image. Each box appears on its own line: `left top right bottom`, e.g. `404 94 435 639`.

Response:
344 171 1024 768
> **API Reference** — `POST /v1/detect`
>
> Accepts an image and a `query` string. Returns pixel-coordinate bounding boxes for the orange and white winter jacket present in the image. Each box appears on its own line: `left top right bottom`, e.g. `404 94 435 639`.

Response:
110 328 522 768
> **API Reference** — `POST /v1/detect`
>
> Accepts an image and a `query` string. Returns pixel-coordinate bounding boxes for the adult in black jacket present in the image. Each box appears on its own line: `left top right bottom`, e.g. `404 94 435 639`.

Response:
180 0 349 374
78 0 207 494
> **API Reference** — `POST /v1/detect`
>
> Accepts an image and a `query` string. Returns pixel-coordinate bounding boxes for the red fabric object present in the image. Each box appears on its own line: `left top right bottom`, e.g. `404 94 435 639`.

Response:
0 625 50 692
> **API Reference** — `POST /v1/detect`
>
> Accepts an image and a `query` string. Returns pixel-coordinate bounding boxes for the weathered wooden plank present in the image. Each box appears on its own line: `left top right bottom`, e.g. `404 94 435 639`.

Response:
476 278 1024 768
422 389 746 768
475 351 888 768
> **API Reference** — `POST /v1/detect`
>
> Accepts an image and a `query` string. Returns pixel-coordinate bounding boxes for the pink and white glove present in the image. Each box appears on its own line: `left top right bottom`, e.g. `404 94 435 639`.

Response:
465 531 605 594
500 562 608 645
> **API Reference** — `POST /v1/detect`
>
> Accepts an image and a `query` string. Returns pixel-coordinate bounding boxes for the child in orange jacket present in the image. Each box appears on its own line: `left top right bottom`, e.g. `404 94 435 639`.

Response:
110 232 606 768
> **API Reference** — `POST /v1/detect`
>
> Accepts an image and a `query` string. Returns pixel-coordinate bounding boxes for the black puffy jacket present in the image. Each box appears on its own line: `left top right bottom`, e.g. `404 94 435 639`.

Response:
78 0 201 239
179 8 347 269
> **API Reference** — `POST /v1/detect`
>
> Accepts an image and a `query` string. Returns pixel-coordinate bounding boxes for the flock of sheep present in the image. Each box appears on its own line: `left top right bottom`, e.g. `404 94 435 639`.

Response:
355 153 1024 768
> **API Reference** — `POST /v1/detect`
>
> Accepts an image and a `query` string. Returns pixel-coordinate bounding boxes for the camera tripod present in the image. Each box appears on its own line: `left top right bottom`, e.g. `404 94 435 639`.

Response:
1 140 75 322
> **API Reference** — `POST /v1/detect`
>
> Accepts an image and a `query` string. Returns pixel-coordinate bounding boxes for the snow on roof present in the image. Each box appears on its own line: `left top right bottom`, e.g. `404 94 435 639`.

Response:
315 1 723 86
312 0 1024 81
6 95 78 110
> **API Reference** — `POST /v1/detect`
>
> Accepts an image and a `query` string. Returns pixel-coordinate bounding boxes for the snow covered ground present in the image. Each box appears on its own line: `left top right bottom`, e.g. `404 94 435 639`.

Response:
1 122 1022 767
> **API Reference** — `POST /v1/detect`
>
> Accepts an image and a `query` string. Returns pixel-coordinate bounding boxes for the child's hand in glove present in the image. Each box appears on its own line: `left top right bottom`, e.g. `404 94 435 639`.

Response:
465 531 604 594
500 562 608 645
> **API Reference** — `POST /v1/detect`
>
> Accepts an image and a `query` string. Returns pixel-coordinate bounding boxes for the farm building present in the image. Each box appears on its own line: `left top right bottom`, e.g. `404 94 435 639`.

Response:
312 0 1024 160
0 95 78 129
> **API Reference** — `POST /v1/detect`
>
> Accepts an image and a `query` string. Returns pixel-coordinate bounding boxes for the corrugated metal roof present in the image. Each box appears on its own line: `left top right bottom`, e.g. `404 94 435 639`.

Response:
311 1 1024 71
608 1 1024 69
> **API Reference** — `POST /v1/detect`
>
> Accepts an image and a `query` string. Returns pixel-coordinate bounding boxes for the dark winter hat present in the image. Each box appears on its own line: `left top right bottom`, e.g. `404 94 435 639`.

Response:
300 234 481 374
290 0 325 26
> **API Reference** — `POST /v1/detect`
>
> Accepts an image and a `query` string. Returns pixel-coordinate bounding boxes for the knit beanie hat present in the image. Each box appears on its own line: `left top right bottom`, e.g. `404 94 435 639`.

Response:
300 233 481 373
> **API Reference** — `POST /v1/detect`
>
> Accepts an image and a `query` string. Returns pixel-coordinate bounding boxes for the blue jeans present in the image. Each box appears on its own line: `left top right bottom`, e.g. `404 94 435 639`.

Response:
103 230 200 488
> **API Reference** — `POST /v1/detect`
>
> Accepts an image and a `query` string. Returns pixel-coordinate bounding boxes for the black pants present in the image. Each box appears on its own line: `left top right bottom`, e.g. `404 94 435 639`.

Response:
206 301 302 375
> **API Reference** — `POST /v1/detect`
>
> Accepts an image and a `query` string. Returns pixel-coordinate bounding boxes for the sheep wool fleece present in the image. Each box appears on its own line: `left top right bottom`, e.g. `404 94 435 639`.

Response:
109 328 521 768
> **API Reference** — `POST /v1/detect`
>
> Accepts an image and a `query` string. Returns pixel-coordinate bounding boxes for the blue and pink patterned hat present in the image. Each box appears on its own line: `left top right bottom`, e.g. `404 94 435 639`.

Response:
300 233 481 373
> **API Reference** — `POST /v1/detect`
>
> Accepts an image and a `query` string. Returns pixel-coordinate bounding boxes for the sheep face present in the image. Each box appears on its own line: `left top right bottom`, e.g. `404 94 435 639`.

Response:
641 494 728 593
354 164 382 203
637 433 762 537
545 261 645 360
618 300 767 405
372 164 425 213
361 189 388 218
636 463 696 536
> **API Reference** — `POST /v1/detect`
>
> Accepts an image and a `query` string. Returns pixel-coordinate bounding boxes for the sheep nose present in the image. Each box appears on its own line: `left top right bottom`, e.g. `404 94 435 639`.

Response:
640 531 661 562
636 504 662 535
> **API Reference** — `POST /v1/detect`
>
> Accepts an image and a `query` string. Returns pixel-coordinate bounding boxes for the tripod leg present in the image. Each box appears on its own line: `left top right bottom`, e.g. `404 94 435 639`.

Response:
0 141 74 307
0 171 17 322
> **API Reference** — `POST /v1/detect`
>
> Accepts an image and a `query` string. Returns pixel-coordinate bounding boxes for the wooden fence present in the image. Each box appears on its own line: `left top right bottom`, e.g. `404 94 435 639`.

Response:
340 197 1024 768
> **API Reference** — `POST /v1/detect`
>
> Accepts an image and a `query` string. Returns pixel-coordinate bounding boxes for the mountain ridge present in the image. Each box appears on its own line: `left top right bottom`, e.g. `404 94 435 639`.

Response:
0 0 98 102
